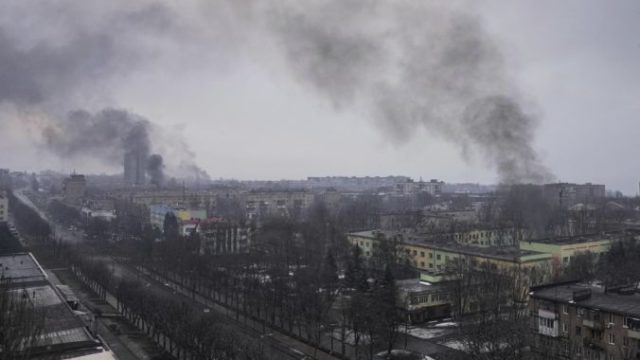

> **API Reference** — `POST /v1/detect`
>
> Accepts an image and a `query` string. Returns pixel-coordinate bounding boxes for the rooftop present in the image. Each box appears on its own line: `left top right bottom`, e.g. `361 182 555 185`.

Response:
350 230 548 262
532 282 640 318
0 253 47 285
526 230 635 245
0 253 105 357
396 278 450 293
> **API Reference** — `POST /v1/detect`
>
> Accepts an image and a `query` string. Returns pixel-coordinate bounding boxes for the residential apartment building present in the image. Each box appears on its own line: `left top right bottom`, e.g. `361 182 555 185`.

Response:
0 252 116 359
149 204 207 231
543 183 606 208
396 278 451 324
395 179 444 196
62 174 86 205
0 168 11 189
348 229 552 275
529 281 640 360
0 190 8 223
242 190 314 219
199 218 252 255
520 231 632 268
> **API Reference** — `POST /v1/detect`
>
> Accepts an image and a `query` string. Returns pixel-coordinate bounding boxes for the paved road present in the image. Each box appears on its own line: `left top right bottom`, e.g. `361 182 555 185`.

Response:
16 191 341 359
110 260 322 360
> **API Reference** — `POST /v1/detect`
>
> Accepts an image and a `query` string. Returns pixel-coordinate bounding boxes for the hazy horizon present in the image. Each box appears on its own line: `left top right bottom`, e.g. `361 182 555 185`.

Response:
1 1 639 194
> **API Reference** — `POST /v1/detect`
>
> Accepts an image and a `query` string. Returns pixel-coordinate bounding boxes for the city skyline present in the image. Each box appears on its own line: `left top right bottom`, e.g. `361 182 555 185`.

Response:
1 1 639 193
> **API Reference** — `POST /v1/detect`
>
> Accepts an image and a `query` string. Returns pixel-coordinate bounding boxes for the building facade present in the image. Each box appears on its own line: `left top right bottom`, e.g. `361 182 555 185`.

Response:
348 229 550 274
242 190 314 219
543 183 606 208
0 252 116 359
199 219 252 255
529 281 640 360
124 148 147 186
0 190 8 223
62 174 86 205
396 278 451 324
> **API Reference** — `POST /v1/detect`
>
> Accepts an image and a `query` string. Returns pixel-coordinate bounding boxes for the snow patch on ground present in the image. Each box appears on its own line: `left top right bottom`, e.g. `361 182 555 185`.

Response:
401 327 448 340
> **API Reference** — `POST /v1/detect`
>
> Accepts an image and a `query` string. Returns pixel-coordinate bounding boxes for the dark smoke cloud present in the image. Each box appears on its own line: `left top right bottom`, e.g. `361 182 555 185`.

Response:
0 1 210 181
43 109 151 163
1 0 551 184
0 29 116 105
267 0 553 184
42 108 209 183
147 154 165 187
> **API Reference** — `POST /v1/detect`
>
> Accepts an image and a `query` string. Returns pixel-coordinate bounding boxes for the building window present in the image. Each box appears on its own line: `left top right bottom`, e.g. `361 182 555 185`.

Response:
429 263 433 268
420 251 425 257
562 304 568 314
562 321 568 333
436 254 441 260
575 326 582 336
429 253 433 259
420 261 425 267
577 308 584 317
413 250 417 256
623 336 629 346
608 313 614 324
608 333 615 345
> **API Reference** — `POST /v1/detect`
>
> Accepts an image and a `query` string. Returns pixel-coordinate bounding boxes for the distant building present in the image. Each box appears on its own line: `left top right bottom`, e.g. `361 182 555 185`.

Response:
198 218 252 255
396 277 453 324
348 229 551 274
149 204 207 231
0 168 11 189
543 183 606 208
62 174 86 205
395 179 444 196
124 148 147 186
0 252 116 359
379 211 423 230
529 281 640 360
242 190 314 219
306 176 411 191
520 231 631 269
0 190 8 223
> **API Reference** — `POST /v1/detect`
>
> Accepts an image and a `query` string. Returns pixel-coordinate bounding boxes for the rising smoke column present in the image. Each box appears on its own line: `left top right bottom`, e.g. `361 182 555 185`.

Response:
265 0 553 184
147 154 165 186
0 1 210 181
1 0 551 184
43 109 166 183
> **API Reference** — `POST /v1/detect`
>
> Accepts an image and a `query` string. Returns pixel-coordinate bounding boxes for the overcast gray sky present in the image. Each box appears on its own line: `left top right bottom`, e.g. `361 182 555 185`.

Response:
0 0 638 193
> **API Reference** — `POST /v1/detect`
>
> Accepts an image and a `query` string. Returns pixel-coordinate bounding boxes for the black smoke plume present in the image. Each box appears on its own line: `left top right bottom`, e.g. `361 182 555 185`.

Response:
147 154 165 187
267 1 553 184
43 109 164 182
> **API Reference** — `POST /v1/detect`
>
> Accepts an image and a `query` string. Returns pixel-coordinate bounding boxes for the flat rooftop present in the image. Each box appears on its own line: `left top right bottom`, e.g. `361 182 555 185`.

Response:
0 253 101 357
0 252 47 285
526 230 634 245
396 278 450 293
350 230 547 262
532 282 640 318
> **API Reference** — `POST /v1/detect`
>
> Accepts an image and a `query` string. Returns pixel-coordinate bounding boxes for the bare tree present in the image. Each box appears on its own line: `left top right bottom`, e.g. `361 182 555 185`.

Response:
0 278 46 360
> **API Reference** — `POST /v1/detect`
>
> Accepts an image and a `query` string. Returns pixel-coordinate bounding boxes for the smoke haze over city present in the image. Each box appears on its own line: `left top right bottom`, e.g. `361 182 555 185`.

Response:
0 0 639 192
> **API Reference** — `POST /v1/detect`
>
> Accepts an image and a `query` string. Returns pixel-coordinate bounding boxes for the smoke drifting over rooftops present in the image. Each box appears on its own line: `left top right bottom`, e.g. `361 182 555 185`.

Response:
0 1 209 182
43 109 169 185
266 0 553 184
0 0 553 184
